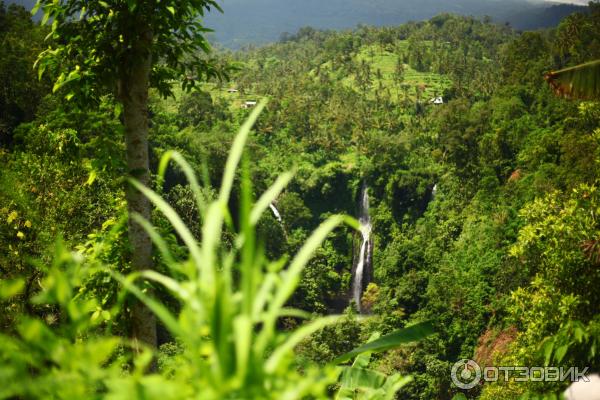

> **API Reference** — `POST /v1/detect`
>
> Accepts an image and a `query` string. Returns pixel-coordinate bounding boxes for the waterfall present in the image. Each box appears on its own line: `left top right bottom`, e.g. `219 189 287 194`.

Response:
269 203 282 223
431 183 438 201
269 203 287 239
352 183 372 312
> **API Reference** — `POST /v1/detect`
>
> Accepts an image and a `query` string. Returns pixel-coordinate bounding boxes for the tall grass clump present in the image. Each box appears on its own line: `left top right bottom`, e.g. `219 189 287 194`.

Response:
117 100 355 398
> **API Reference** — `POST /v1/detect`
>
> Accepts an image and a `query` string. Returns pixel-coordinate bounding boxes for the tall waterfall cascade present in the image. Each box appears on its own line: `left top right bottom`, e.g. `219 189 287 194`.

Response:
352 183 373 313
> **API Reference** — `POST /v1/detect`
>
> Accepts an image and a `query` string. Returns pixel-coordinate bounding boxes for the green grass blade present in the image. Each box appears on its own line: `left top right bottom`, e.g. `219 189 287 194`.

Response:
131 213 176 267
265 315 340 373
219 99 266 203
250 171 294 226
252 273 275 320
239 156 257 316
158 150 207 217
108 270 183 338
233 314 252 382
129 179 202 268
256 215 353 355
276 308 313 320
199 201 224 291
139 270 200 312
271 215 353 311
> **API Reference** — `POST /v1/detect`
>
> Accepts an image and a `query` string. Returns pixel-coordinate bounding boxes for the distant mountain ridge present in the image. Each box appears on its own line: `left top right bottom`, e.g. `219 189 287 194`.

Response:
8 0 587 48
203 0 586 48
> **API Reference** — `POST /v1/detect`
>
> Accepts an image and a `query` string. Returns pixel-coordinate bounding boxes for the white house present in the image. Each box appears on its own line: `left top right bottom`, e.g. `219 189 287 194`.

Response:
242 100 258 109
429 96 444 105
227 88 238 93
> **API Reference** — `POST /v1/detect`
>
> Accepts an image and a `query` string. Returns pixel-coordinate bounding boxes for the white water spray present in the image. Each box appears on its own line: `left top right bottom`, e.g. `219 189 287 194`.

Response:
352 183 372 312
269 202 287 239
269 203 282 223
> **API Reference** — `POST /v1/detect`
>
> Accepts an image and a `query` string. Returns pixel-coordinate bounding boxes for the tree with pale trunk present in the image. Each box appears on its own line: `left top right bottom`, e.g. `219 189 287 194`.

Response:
33 0 225 356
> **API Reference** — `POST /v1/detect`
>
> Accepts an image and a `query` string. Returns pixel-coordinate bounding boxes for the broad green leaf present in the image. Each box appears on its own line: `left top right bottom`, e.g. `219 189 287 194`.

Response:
333 321 435 364
543 340 554 366
339 366 387 393
0 278 25 299
545 60 600 100
554 344 569 363
352 332 381 369
31 0 41 15
41 10 50 25
382 375 413 399
86 169 97 186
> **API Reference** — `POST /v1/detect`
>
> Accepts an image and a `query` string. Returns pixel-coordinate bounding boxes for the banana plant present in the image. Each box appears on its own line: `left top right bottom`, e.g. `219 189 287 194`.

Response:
335 333 412 400
333 322 435 399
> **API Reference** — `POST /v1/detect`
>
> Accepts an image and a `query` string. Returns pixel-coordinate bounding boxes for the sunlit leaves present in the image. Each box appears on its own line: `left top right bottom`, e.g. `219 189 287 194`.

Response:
34 0 229 101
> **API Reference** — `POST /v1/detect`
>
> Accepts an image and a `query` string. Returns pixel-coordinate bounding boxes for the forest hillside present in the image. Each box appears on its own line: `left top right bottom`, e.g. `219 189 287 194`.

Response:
204 0 586 47
1 1 599 399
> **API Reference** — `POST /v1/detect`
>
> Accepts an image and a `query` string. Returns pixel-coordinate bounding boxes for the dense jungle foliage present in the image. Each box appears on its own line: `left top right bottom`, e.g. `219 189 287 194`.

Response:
1 0 599 399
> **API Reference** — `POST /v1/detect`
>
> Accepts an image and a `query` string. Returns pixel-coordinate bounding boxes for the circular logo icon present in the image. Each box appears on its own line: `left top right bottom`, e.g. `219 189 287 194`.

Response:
451 359 482 389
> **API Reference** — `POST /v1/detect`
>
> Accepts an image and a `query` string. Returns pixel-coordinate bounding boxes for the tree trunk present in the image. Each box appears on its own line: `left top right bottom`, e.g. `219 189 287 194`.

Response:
121 28 157 359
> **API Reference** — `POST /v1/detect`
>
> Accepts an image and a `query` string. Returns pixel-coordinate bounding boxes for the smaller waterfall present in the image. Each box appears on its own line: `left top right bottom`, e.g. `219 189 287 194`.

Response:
352 183 372 312
269 203 283 223
269 203 287 239
431 183 438 200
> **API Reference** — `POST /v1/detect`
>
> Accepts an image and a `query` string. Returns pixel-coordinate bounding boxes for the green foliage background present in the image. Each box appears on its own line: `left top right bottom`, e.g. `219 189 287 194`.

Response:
1 2 600 399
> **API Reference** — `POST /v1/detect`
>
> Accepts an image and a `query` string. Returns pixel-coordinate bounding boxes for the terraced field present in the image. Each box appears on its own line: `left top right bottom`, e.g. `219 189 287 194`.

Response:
348 43 452 103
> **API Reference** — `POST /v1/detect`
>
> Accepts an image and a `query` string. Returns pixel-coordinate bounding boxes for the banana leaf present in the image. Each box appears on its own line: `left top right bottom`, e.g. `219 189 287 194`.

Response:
333 321 435 365
544 60 600 100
